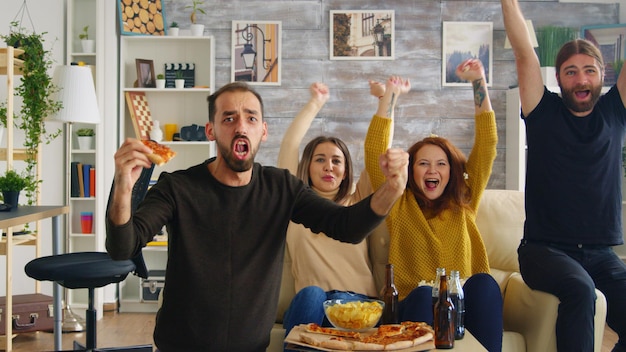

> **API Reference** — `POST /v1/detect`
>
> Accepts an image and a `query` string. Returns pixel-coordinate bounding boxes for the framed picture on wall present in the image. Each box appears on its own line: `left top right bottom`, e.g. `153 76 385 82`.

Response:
135 58 156 88
118 0 167 36
330 10 395 60
231 20 282 86
442 22 493 87
581 24 626 87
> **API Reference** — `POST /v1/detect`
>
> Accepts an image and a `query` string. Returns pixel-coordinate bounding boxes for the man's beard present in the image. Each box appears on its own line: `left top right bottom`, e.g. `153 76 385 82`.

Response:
216 136 258 172
560 82 603 114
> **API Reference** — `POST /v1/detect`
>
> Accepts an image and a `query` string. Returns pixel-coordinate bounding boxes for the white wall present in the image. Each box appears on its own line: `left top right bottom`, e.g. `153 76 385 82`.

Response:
0 0 66 296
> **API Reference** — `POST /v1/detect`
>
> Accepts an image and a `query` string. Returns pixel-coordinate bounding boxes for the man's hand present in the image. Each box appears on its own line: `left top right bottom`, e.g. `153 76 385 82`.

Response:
380 147 409 193
110 138 153 225
370 147 409 216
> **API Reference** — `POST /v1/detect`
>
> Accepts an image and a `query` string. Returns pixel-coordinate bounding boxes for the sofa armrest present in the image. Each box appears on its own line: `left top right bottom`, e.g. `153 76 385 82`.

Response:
503 274 607 352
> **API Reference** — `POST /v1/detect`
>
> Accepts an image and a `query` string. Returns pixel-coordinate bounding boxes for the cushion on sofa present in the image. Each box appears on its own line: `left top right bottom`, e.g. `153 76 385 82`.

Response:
476 189 525 274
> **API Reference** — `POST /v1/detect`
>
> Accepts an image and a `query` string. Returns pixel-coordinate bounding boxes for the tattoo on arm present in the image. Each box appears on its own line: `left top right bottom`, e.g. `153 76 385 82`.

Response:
472 78 486 108
386 93 397 116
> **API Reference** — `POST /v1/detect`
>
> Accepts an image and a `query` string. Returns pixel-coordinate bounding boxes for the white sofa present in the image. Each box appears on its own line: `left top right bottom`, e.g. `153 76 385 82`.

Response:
266 189 608 352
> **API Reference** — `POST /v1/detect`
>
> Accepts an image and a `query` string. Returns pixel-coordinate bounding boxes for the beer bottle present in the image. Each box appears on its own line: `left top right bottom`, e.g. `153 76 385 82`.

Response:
449 270 465 340
434 273 455 349
432 268 445 308
379 263 399 324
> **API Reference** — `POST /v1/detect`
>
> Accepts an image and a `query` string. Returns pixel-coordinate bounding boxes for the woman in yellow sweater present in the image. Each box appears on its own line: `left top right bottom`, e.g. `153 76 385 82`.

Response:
279 83 378 337
365 59 502 351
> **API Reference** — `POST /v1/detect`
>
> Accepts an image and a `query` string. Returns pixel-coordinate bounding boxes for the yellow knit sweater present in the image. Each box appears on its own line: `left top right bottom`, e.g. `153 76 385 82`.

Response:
364 112 497 299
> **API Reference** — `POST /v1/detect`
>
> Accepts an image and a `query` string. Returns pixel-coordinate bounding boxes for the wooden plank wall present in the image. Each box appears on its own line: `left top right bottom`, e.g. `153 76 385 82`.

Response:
163 0 619 189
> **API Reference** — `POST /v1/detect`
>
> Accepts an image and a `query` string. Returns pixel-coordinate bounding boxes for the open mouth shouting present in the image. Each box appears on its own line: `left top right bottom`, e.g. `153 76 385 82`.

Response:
573 86 591 101
424 178 440 191
562 83 601 114
233 137 250 160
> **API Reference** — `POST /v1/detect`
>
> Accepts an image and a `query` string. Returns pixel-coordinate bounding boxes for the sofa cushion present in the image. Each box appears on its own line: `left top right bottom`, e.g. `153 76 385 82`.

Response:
476 189 525 274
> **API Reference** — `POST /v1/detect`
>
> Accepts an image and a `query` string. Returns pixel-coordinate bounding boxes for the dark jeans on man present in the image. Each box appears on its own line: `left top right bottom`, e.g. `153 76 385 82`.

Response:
518 240 626 352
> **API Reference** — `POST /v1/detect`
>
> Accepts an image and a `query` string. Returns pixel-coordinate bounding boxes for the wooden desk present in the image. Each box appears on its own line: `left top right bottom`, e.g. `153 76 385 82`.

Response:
0 205 69 352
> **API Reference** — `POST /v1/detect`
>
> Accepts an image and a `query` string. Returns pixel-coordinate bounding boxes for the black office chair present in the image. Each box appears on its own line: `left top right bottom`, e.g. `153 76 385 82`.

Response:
25 165 155 351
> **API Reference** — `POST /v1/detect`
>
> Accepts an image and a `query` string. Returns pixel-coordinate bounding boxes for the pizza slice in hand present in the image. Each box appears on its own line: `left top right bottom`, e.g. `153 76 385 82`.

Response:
142 140 176 166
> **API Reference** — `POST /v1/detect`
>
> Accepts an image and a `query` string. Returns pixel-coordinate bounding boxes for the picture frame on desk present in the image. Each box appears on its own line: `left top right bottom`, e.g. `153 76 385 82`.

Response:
135 58 156 88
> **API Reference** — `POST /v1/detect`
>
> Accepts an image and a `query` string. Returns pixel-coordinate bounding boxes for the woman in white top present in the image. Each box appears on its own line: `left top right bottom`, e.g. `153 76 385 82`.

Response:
279 83 378 336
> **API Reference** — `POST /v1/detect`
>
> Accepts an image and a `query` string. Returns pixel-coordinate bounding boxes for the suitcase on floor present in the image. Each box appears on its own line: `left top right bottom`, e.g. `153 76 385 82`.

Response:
0 293 53 335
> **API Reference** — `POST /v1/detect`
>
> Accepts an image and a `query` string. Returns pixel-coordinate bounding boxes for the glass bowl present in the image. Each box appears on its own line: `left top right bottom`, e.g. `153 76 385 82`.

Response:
323 298 384 332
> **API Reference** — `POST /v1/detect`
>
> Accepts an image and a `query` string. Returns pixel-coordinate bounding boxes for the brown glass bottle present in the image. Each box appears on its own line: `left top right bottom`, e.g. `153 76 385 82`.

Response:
379 263 399 324
434 273 455 349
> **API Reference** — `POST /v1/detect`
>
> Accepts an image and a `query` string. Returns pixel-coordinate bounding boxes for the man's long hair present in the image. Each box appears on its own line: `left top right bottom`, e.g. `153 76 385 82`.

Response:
555 39 605 79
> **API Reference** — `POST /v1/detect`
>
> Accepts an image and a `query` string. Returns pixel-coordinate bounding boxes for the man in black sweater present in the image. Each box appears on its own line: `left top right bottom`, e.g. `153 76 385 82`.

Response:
106 82 409 351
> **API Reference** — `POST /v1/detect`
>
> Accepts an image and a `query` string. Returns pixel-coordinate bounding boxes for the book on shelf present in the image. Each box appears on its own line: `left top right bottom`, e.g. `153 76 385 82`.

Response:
76 162 84 197
82 164 91 197
70 161 80 197
89 166 95 197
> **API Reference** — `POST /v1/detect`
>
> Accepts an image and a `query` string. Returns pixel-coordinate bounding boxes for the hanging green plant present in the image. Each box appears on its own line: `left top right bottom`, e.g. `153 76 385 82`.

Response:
0 21 62 206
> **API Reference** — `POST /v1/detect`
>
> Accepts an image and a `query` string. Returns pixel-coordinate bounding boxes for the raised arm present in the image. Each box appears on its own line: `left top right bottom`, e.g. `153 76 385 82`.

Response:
108 138 154 225
456 59 492 115
457 59 498 207
501 0 544 116
364 76 411 191
373 77 410 119
277 82 330 174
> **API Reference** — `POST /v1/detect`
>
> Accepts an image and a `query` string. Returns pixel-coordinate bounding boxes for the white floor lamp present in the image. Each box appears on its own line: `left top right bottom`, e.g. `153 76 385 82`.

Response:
49 64 100 332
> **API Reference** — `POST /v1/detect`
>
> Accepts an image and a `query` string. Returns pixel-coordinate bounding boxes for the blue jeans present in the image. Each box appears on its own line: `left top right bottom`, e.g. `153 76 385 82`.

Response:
399 273 503 352
518 240 626 352
282 286 370 334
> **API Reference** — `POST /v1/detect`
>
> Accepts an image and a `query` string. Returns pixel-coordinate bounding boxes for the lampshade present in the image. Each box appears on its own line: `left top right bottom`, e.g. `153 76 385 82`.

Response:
504 20 539 49
50 65 100 124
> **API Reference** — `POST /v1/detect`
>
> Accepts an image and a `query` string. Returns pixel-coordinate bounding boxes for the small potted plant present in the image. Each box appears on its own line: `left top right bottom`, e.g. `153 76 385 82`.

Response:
79 25 95 53
187 0 206 36
156 73 166 89
174 71 185 89
76 128 95 150
168 22 179 36
0 170 28 210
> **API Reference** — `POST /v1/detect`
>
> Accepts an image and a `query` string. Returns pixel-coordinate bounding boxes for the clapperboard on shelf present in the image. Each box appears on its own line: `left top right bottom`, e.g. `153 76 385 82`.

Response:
164 63 195 88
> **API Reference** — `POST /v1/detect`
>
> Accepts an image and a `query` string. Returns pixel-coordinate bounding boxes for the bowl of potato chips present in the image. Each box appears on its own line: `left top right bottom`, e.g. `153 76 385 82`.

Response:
323 298 384 332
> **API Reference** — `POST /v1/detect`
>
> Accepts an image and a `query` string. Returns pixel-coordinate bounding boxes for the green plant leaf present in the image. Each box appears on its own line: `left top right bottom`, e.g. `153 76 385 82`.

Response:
1 21 63 206
535 26 578 67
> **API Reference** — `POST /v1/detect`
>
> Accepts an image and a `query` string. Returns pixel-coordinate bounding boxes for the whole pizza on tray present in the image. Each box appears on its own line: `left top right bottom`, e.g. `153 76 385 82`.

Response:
298 321 434 351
